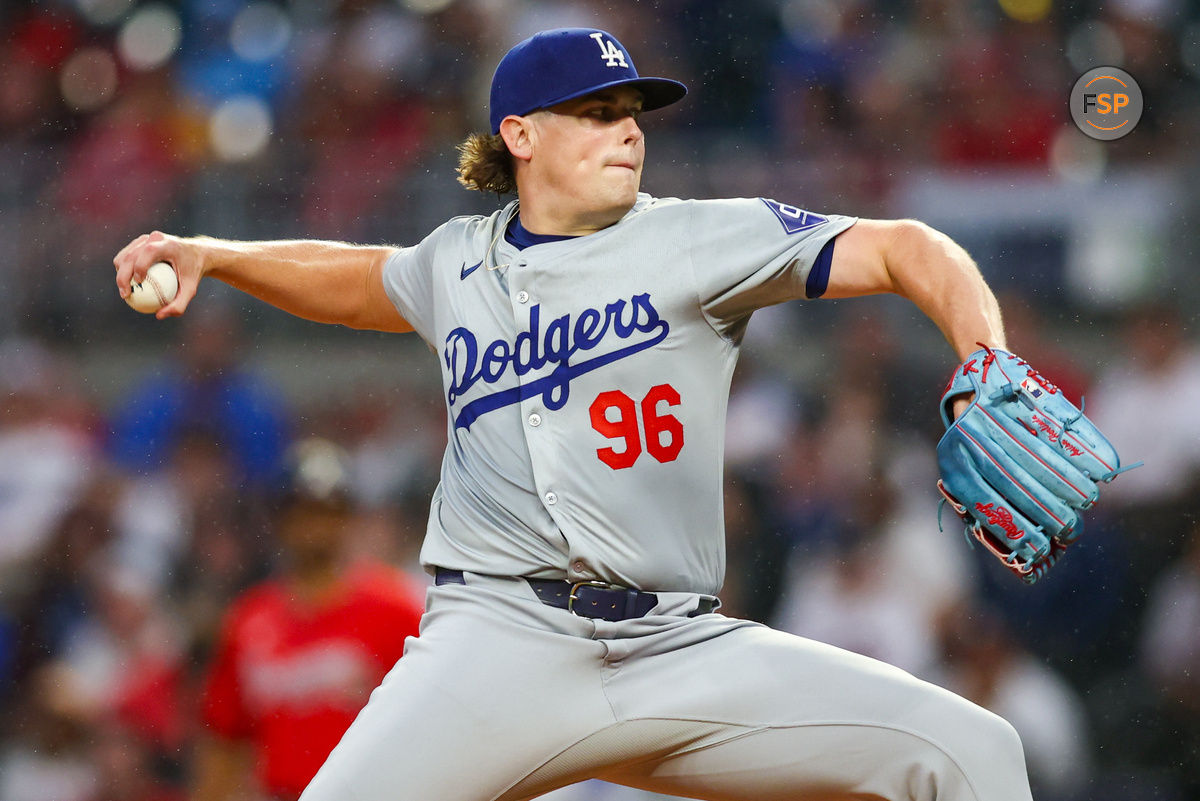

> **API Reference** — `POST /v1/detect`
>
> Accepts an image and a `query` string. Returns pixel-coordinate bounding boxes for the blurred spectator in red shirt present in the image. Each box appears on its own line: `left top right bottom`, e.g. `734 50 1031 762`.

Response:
933 30 1060 167
193 438 425 801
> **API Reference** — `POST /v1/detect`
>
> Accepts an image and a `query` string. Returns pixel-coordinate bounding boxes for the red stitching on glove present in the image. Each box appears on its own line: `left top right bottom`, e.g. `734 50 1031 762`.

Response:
957 426 1067 526
970 343 999 382
1015 359 1060 394
977 406 1088 505
970 525 1035 576
981 350 996 382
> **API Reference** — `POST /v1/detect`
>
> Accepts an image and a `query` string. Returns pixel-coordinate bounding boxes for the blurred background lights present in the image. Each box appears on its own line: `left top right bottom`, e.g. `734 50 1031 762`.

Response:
1181 22 1200 79
117 5 182 72
230 2 293 63
209 95 273 161
780 0 843 45
74 0 135 26
347 10 424 76
59 47 119 112
1065 21 1125 73
1050 125 1107 185
402 0 456 14
998 0 1053 23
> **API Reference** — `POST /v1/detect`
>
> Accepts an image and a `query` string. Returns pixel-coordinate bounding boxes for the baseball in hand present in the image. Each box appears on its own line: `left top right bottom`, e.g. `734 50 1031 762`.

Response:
125 262 178 314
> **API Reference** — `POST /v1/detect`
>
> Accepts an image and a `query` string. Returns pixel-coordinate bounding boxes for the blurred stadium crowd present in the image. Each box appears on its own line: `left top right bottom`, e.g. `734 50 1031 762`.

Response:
2 0 1200 800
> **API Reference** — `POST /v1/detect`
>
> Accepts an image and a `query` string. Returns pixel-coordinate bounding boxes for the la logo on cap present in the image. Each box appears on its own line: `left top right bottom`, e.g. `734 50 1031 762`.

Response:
487 28 687 133
589 32 628 68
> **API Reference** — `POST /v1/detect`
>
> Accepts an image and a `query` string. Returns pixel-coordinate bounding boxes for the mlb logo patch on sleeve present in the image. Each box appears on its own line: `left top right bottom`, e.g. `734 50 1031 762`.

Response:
761 199 828 234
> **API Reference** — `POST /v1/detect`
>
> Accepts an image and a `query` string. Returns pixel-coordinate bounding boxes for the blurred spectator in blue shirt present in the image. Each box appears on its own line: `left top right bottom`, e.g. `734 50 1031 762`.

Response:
108 304 290 487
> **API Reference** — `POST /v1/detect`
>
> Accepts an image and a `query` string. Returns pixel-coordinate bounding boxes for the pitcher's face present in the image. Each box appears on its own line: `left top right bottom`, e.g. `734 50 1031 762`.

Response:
524 87 646 229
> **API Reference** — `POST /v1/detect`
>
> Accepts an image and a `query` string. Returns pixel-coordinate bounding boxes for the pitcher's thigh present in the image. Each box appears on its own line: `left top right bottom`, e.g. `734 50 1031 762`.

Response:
604 718 1028 801
302 595 614 801
604 622 1031 801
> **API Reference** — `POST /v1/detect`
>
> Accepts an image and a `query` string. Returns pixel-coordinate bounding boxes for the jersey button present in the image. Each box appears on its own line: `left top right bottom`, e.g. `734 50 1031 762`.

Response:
528 413 542 427
571 560 586 574
516 260 528 268
516 290 530 304
544 491 558 506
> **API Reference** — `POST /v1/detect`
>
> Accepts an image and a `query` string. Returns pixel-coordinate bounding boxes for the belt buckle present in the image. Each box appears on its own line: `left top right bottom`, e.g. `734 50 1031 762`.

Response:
568 580 612 615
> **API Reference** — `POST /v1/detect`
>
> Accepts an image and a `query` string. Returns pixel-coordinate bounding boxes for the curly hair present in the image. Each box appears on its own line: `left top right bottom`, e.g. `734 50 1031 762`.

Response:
456 132 516 195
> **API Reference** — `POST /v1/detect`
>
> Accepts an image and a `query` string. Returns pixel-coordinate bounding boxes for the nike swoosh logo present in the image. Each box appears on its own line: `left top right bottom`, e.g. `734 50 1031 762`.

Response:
460 260 483 280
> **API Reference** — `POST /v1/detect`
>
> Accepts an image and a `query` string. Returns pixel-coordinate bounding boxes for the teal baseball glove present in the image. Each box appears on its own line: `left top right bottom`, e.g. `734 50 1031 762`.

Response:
936 346 1137 584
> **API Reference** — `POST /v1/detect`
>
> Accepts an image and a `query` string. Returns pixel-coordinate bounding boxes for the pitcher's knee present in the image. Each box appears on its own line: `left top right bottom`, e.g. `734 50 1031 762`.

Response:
929 690 1025 764
896 691 1032 800
937 703 1031 800
972 706 1026 768
898 716 1024 801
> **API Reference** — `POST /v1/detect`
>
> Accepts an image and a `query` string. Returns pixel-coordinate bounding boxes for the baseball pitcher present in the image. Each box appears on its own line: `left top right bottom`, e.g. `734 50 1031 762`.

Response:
115 28 1131 801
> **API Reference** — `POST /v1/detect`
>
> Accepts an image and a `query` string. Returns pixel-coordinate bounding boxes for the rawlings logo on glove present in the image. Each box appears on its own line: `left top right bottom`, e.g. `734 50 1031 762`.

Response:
936 346 1139 584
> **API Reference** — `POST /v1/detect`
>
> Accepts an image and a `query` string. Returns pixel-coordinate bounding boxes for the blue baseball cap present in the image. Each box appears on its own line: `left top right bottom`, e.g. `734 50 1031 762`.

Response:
489 28 687 134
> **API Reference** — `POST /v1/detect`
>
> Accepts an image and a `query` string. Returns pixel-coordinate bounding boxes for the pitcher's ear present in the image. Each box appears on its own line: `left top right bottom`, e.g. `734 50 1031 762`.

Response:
500 115 534 162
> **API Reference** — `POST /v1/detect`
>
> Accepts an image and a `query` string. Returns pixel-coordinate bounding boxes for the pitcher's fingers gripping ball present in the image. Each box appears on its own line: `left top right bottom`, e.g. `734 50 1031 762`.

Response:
123 261 178 314
936 345 1140 583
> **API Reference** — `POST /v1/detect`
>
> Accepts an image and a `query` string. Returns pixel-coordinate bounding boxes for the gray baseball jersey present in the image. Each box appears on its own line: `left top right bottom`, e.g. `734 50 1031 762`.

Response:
300 193 1033 801
382 193 856 593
